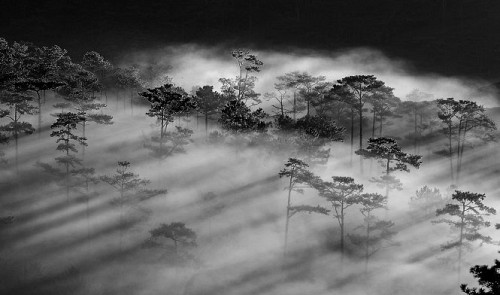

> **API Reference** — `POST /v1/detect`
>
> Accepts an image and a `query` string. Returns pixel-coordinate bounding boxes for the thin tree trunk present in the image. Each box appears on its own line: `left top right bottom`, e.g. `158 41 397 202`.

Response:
350 109 354 167
293 92 297 120
448 124 454 183
340 206 345 264
205 113 208 136
364 212 371 274
414 110 418 153
372 111 376 138
37 92 42 137
457 205 465 281
284 171 294 259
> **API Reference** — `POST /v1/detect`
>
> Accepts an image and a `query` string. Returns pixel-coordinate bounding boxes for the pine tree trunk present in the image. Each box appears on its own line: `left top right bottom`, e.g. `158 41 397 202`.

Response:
350 109 354 167
284 172 294 259
37 92 42 137
364 212 371 274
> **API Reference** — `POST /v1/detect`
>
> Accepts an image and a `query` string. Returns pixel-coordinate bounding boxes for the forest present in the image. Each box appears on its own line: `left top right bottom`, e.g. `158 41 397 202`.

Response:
0 37 499 295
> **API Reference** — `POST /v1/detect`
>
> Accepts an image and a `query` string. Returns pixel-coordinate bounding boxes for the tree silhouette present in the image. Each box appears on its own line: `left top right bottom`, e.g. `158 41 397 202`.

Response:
311 176 363 262
333 75 385 151
15 43 67 135
0 91 37 171
279 158 328 258
72 97 113 158
367 86 400 137
231 49 263 104
432 190 496 279
293 115 345 165
139 84 197 157
400 89 435 153
264 81 292 118
194 85 227 135
144 222 197 263
219 99 268 134
356 137 422 197
100 161 167 249
348 193 397 273
408 186 449 222
47 112 87 201
436 98 496 182
283 72 328 117
461 260 500 295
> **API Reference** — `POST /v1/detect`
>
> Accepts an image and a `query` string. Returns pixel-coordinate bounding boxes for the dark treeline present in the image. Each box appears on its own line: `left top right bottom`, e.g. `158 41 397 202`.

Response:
1 0 500 80
0 36 499 295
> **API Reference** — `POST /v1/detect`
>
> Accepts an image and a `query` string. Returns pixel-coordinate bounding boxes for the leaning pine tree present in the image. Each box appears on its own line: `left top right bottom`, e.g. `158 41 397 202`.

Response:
279 158 329 259
432 190 496 280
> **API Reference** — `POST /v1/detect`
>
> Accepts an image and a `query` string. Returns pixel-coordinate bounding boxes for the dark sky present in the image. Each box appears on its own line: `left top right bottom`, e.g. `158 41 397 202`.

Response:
1 0 500 81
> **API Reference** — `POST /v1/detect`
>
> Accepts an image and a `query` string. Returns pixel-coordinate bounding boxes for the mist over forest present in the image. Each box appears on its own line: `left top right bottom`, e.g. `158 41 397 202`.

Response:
1 3 500 294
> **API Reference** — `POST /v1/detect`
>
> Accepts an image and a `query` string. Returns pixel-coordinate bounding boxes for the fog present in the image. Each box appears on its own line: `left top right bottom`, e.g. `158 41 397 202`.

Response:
1 45 499 295
124 44 500 107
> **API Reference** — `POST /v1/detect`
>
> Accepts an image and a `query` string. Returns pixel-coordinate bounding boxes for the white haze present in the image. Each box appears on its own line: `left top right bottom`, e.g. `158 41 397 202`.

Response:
0 45 499 295
123 44 500 108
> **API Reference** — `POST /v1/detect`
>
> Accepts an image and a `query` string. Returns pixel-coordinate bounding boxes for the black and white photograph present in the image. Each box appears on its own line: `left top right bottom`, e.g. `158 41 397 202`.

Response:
1 1 499 294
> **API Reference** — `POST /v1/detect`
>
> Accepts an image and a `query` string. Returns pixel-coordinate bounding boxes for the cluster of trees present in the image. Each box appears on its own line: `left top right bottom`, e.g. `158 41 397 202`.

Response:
1 38 498 294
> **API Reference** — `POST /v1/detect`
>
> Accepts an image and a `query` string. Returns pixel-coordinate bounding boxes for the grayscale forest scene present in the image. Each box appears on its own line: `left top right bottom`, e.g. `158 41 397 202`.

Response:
1 1 500 294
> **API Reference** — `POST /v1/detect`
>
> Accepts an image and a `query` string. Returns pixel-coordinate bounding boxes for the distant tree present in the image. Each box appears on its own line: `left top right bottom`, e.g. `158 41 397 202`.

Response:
432 191 496 279
311 176 363 261
231 49 263 104
279 158 328 258
19 44 67 134
43 112 87 201
408 186 449 222
333 75 385 151
348 193 397 273
400 89 435 153
52 102 72 116
0 91 37 170
112 66 143 111
356 137 422 196
277 71 327 117
461 260 500 295
0 114 8 165
264 82 292 117
194 85 227 134
139 84 197 157
146 126 194 157
293 115 345 165
71 166 99 244
367 86 400 137
145 222 197 262
81 51 112 85
100 161 167 249
71 97 113 157
276 72 306 119
327 85 359 163
436 98 496 182
219 100 268 134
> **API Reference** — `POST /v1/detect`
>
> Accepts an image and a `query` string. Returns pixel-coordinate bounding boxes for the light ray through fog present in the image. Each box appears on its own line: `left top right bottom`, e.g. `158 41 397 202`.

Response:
1 46 499 295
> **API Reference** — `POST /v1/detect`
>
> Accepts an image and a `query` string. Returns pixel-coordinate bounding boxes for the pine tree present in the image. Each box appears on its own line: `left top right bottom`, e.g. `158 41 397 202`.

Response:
48 112 87 201
0 91 37 171
279 158 328 258
356 137 422 197
100 161 167 249
139 84 197 157
348 193 397 273
432 190 496 279
311 176 363 262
